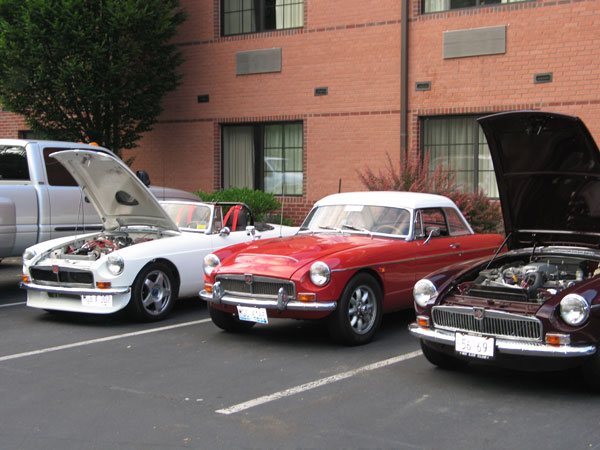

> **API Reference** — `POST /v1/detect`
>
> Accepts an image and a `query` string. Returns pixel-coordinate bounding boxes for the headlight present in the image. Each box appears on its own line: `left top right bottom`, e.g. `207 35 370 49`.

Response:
309 261 330 286
23 248 37 261
204 253 220 277
413 279 438 308
560 294 590 326
107 253 124 275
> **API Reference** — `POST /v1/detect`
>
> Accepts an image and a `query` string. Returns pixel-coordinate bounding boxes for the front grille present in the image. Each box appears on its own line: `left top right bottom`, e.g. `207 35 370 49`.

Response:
432 305 542 341
30 266 94 286
215 274 295 299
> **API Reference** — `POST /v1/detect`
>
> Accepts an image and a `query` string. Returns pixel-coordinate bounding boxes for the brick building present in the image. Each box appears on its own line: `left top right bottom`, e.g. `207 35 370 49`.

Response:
2 0 599 223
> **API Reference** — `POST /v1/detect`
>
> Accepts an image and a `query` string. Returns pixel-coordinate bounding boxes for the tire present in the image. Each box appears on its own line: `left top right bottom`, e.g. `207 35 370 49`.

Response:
420 340 466 370
328 273 383 346
208 304 256 332
581 350 600 390
126 262 176 322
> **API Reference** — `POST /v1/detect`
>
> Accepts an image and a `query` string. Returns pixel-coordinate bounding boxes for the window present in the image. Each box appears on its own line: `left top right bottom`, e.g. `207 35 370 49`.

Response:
444 207 471 236
222 122 303 196
422 115 498 197
222 0 303 36
0 146 30 181
423 0 525 13
415 208 449 238
43 148 78 186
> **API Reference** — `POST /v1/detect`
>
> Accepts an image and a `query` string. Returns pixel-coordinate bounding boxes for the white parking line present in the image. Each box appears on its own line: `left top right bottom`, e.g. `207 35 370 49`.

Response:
0 301 26 308
0 318 211 362
216 349 423 415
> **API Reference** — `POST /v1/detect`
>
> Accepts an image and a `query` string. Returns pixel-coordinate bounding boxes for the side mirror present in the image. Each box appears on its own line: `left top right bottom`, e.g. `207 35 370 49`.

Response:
219 226 231 237
136 170 151 186
246 225 260 240
423 226 441 245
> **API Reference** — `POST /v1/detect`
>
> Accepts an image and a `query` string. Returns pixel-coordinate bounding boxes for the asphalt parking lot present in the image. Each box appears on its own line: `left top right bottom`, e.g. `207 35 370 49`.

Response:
1 257 600 450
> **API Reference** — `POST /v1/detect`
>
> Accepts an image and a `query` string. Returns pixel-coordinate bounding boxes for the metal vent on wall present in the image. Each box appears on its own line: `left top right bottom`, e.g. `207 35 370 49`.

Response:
534 73 553 84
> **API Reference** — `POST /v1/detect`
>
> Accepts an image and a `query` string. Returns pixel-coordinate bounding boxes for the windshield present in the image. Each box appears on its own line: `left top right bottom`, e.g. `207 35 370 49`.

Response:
161 202 212 232
299 204 411 237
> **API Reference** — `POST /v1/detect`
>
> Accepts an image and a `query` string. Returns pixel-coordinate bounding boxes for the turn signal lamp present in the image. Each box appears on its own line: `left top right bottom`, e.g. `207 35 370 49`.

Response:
417 315 430 328
545 333 570 346
205 284 213 294
298 293 316 302
96 281 112 289
22 274 30 284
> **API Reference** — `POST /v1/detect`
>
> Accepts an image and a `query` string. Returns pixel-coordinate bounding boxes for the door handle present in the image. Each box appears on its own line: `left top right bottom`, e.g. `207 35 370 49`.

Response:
450 243 461 249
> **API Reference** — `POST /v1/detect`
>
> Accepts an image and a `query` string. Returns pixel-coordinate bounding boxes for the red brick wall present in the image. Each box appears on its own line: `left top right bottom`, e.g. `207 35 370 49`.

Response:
3 1 599 225
407 0 600 156
0 109 27 138
127 0 404 223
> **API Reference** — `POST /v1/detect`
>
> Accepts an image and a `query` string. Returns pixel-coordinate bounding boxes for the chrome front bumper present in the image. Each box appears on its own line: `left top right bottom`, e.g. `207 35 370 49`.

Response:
199 281 336 312
409 323 596 357
21 282 131 296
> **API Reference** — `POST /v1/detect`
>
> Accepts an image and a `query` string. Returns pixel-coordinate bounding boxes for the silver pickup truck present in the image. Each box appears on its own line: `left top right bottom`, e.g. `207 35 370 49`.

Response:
0 139 197 259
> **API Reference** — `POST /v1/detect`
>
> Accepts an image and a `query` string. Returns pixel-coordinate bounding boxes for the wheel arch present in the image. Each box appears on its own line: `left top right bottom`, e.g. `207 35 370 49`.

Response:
346 267 384 296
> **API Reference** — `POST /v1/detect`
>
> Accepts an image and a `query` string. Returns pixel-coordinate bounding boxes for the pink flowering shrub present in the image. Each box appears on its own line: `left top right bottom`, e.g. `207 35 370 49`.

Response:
357 152 503 234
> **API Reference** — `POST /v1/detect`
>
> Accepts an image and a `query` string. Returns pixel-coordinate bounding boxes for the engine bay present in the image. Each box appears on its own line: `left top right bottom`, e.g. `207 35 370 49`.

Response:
457 253 600 303
47 231 160 261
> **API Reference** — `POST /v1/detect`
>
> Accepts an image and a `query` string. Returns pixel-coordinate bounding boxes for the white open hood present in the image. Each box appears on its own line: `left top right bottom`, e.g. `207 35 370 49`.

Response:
51 149 179 232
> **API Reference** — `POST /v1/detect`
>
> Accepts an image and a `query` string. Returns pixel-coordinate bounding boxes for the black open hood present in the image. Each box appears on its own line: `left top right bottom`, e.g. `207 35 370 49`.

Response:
478 111 600 249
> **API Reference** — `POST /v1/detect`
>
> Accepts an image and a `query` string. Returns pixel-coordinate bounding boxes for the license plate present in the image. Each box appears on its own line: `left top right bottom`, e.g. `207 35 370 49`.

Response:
237 306 268 324
455 332 494 359
81 294 113 308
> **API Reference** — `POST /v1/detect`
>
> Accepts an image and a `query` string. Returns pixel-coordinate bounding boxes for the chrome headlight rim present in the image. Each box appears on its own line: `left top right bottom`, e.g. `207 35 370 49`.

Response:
413 278 438 308
203 253 221 277
106 253 125 275
560 293 590 327
309 261 331 287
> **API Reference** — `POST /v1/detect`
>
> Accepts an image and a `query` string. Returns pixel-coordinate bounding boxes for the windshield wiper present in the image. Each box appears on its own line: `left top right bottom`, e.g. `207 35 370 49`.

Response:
341 224 373 237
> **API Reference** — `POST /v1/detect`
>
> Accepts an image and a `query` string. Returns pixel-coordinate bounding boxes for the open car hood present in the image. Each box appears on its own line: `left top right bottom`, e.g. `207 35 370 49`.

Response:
51 149 179 232
478 111 600 249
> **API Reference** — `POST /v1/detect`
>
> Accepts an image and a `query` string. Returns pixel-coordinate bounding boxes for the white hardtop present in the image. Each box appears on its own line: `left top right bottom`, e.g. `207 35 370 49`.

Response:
314 191 458 210
0 139 112 152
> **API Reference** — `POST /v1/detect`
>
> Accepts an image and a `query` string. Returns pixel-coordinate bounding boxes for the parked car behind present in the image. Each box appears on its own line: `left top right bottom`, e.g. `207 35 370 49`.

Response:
409 110 600 387
200 191 505 345
21 149 297 321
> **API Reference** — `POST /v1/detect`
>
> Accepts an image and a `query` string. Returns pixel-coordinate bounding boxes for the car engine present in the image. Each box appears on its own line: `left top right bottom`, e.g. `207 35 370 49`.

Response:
48 232 156 261
459 255 599 303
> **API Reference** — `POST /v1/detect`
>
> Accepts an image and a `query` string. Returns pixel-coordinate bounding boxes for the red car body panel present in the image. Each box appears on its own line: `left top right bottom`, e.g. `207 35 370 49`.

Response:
207 232 504 315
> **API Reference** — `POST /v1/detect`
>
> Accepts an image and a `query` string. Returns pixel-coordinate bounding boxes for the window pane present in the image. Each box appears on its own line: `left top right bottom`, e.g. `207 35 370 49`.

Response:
423 0 450 12
275 0 303 30
424 115 497 196
264 123 302 196
444 207 471 236
43 148 78 186
424 0 524 13
0 146 30 181
223 126 255 189
223 0 255 35
450 0 476 8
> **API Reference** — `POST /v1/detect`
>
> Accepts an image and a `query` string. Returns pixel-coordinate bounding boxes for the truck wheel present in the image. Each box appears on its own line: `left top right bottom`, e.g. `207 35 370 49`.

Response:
420 340 465 370
126 263 176 322
328 273 382 346
208 304 255 332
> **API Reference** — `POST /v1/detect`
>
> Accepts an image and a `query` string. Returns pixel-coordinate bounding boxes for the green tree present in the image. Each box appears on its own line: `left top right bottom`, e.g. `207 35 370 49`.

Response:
0 0 186 157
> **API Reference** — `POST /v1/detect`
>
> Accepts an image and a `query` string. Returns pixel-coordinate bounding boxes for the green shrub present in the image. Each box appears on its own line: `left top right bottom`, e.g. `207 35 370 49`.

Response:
194 187 284 222
357 152 503 234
